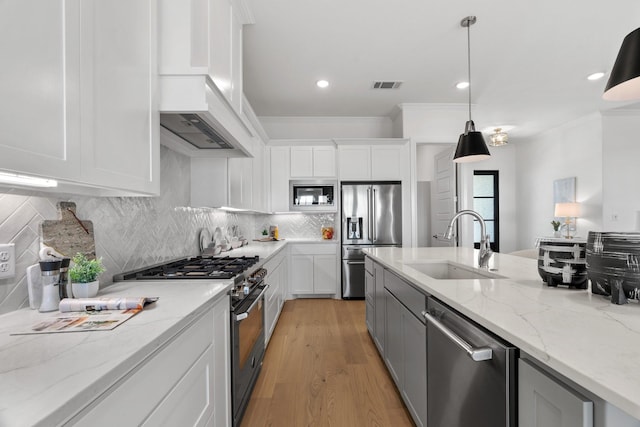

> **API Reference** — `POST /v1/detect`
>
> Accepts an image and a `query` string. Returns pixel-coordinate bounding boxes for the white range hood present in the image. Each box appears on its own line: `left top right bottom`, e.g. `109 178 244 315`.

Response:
157 0 256 158
159 75 254 158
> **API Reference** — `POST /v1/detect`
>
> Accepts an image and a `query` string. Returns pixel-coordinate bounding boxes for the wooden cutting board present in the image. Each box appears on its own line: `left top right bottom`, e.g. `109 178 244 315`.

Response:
40 201 96 260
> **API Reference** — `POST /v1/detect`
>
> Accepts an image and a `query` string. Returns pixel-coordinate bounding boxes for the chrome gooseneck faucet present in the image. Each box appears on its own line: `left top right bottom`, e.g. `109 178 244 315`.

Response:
444 209 493 268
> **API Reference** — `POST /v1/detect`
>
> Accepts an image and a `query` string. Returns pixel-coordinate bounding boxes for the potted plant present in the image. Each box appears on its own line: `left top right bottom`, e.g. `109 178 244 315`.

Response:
551 220 561 238
69 252 106 298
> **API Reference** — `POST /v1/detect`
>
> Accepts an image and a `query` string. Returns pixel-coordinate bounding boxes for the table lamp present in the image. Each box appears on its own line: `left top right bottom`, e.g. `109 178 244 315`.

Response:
554 202 580 239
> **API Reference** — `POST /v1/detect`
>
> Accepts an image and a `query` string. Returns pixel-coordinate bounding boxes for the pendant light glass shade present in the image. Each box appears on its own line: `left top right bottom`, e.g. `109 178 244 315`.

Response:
453 16 490 163
603 27 640 101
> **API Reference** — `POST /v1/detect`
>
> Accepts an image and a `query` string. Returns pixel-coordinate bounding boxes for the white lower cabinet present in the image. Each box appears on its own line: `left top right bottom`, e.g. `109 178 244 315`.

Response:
289 244 338 296
264 249 287 345
519 358 593 427
66 295 230 427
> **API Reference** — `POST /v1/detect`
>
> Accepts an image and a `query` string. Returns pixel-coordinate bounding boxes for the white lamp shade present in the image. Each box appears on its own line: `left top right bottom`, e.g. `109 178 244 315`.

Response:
555 202 580 217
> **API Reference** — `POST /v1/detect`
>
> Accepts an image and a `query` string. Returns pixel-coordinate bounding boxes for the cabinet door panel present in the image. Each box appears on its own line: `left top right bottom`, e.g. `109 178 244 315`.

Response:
338 146 370 180
403 312 427 427
270 147 290 211
0 0 81 179
143 346 214 427
313 254 337 294
519 359 593 427
371 145 403 180
312 147 336 177
373 262 385 352
80 0 158 194
384 290 403 385
290 147 313 178
290 255 314 294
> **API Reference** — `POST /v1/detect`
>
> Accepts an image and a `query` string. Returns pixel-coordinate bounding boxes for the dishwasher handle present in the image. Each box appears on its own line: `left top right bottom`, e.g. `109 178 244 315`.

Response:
422 310 493 362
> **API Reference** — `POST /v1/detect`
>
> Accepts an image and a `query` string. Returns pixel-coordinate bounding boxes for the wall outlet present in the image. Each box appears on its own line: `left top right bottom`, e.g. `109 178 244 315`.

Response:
0 243 16 279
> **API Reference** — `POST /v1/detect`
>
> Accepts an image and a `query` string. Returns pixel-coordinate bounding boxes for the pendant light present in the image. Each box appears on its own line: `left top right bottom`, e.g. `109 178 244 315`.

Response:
453 16 491 163
603 27 640 101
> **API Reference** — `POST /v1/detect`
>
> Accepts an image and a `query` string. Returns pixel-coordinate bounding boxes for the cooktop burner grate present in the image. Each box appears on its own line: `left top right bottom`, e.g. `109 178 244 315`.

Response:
117 255 260 280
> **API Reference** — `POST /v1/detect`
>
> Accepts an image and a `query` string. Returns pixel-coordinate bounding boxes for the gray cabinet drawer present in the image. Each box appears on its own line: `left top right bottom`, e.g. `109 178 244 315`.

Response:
384 270 426 321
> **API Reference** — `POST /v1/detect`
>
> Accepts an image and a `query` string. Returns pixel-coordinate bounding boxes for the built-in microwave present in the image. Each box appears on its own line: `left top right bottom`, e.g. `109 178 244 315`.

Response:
289 180 337 211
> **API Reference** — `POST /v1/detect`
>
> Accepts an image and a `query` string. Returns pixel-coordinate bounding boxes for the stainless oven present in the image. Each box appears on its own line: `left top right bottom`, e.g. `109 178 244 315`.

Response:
290 180 336 211
231 269 269 427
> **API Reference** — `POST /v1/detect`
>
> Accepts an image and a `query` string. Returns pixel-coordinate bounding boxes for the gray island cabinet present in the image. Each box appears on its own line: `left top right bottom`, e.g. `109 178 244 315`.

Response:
364 247 640 427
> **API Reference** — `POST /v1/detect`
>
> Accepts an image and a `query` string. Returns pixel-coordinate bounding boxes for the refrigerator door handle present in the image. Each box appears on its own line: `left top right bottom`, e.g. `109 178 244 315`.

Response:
367 187 373 243
372 188 377 242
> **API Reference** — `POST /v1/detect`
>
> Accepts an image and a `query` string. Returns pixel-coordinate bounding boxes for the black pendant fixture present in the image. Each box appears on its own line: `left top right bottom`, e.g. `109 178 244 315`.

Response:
453 16 490 163
603 27 640 101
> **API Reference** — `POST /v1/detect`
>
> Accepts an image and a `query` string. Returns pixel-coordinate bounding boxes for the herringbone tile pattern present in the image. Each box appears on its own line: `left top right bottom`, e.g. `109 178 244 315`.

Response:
0 146 337 315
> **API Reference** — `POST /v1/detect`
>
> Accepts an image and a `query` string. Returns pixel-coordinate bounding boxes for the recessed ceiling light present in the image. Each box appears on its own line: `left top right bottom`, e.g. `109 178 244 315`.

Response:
456 81 469 89
316 80 329 88
587 72 605 81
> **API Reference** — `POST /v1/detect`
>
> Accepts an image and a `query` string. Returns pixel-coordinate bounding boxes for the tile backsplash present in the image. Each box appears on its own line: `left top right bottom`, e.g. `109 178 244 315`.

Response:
0 146 335 315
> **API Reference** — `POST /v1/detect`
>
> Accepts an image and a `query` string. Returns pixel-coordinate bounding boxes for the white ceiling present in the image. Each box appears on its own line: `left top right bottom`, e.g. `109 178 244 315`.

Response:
242 0 640 139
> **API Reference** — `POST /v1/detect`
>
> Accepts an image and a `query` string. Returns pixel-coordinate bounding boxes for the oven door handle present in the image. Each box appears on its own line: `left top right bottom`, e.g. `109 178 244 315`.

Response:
234 285 270 321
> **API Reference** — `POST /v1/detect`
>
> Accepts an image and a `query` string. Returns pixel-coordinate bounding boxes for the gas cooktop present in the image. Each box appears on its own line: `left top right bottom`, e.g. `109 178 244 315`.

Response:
113 256 260 281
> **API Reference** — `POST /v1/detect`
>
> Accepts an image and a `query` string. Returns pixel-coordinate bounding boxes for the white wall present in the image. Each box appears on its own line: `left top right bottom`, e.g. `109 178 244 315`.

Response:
515 113 603 249
602 110 640 231
458 143 518 253
400 103 468 143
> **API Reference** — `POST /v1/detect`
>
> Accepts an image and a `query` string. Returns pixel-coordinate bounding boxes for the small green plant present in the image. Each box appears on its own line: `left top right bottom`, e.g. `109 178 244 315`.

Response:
69 253 105 283
551 220 561 231
262 229 268 236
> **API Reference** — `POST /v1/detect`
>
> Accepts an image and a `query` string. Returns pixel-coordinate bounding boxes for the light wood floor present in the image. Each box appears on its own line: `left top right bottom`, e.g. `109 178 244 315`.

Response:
240 299 415 427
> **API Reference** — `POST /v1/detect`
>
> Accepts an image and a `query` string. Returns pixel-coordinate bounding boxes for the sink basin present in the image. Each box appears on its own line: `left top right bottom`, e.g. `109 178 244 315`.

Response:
404 261 504 280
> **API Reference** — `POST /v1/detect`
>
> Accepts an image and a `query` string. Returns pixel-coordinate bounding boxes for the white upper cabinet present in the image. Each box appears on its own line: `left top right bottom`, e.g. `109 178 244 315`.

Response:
79 0 159 195
0 1 81 181
337 146 371 180
269 146 291 212
337 140 409 181
0 0 159 196
290 146 336 178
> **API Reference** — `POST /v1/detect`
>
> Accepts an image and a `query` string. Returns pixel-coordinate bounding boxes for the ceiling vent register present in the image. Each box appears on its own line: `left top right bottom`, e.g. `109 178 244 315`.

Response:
372 81 403 89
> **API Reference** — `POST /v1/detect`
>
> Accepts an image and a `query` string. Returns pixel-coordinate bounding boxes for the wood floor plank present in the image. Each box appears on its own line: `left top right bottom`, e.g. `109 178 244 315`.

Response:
240 299 415 427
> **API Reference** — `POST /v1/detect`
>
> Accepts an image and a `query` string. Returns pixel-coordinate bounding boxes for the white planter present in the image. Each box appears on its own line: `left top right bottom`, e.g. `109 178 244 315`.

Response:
71 280 99 298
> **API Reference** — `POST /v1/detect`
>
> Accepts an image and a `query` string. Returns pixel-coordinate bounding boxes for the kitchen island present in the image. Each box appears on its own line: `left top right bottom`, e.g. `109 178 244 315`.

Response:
0 241 287 427
364 246 640 425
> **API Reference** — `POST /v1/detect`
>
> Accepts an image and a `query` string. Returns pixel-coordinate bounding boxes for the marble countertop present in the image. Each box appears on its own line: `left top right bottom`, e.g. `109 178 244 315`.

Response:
0 240 288 426
364 246 640 421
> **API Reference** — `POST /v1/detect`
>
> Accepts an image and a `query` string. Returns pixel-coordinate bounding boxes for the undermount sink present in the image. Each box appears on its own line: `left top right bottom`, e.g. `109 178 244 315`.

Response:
404 261 505 280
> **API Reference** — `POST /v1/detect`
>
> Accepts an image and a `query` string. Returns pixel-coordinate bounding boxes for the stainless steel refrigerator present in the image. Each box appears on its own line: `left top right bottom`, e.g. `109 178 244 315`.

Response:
341 181 402 298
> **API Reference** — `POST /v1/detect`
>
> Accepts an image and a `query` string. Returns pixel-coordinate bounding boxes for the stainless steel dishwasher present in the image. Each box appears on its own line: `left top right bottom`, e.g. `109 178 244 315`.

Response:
422 298 517 427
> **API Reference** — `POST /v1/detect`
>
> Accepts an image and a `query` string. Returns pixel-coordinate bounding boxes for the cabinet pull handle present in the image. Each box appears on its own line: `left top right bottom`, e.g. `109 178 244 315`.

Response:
422 310 493 362
346 261 365 265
